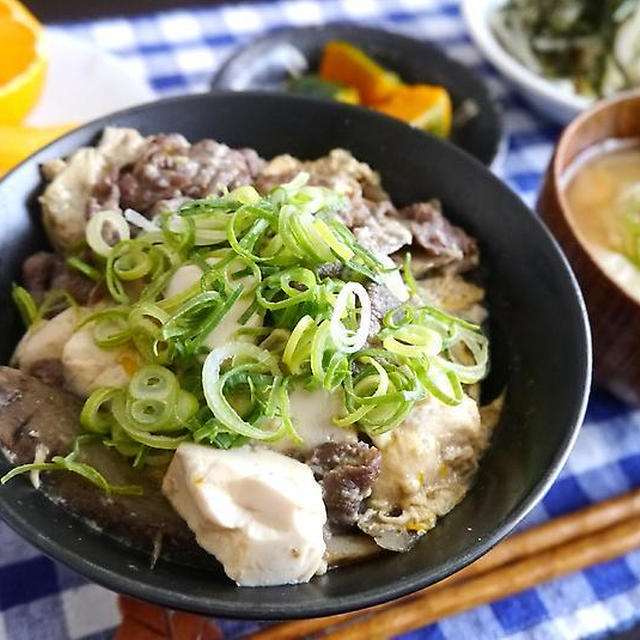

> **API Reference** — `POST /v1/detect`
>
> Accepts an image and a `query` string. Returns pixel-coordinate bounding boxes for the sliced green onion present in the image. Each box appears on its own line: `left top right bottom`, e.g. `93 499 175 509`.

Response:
1 434 142 495
257 268 317 310
402 252 419 297
420 362 464 406
329 282 371 353
129 365 178 402
383 325 443 359
312 218 354 261
12 284 37 327
62 172 491 456
201 343 286 440
66 256 102 281
282 315 314 372
81 387 120 434
38 289 76 319
87 309 132 348
86 210 131 257
112 393 189 449
228 185 261 204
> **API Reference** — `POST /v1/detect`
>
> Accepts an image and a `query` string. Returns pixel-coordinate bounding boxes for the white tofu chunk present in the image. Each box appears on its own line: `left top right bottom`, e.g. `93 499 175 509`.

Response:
359 393 489 550
268 387 357 453
61 324 140 397
162 443 327 586
164 263 203 299
164 261 261 350
12 307 77 371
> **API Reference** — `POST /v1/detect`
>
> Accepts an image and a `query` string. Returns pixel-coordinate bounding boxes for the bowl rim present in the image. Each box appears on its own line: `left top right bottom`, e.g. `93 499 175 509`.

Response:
461 0 591 116
0 91 591 618
551 89 640 308
209 22 505 167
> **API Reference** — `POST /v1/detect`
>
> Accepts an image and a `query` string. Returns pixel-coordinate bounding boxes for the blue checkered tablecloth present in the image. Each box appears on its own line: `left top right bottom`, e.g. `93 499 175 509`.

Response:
1 1 639 638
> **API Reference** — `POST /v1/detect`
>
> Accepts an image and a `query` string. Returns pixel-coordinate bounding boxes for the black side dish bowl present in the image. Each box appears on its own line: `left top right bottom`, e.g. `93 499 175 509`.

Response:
211 24 504 167
0 92 589 618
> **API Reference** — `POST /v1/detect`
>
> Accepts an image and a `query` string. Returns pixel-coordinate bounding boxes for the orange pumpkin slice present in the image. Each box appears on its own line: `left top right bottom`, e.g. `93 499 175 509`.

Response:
375 84 452 138
319 41 400 105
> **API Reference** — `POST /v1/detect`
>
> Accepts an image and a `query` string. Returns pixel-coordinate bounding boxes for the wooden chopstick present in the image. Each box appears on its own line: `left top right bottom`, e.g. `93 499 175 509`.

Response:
249 487 640 640
324 516 640 639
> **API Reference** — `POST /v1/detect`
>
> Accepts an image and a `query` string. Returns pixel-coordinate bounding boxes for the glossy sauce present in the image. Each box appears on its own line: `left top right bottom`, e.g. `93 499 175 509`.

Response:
564 140 640 303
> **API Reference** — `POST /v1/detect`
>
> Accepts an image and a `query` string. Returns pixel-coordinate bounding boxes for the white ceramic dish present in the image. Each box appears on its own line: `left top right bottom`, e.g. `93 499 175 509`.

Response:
462 0 591 124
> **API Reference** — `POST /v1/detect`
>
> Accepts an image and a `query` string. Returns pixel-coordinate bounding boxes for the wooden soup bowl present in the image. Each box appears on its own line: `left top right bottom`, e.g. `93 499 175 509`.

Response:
538 91 640 405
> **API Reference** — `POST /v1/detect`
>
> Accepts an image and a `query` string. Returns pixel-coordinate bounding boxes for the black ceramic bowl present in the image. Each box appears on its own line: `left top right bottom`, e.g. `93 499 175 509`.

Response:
0 92 589 618
211 24 504 167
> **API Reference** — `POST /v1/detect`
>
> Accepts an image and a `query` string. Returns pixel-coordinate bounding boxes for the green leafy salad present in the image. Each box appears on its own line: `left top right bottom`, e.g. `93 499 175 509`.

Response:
492 0 640 97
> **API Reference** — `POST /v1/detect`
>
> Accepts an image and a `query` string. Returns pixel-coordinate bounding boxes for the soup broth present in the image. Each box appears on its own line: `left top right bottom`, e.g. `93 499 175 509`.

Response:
564 140 640 303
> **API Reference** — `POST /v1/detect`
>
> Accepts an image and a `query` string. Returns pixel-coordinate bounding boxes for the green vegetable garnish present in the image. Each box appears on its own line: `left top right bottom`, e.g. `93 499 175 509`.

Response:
5 172 489 492
493 0 640 97
0 435 142 495
620 186 640 266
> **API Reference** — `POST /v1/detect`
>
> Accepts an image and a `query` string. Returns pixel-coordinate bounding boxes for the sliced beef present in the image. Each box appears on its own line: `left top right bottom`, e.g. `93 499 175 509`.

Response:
255 150 399 237
315 261 343 280
352 207 412 255
22 251 57 301
0 367 209 566
307 441 381 528
254 168 299 195
394 201 479 274
26 358 65 387
87 169 121 217
366 283 402 341
22 251 97 306
118 134 264 214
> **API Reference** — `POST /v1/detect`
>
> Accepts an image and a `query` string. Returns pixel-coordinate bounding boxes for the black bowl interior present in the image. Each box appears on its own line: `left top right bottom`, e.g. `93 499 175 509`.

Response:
0 92 589 619
211 24 504 167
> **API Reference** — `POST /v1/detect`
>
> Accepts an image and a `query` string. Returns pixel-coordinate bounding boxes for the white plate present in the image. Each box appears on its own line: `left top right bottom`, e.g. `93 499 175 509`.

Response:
462 0 591 124
26 30 156 126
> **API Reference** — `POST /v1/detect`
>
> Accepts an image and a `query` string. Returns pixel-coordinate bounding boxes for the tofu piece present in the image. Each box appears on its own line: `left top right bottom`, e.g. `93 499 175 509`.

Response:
164 263 203 299
358 393 489 551
164 260 261 349
39 127 145 253
12 307 77 372
269 387 357 453
162 443 327 586
61 323 141 397
371 394 484 507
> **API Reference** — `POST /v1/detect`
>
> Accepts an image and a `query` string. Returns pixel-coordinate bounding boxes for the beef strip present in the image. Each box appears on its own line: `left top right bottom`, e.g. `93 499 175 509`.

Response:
118 134 264 214
315 261 344 279
87 168 121 217
366 283 402 341
25 359 65 387
0 367 209 566
394 201 479 274
352 208 411 255
253 168 299 195
307 441 381 528
22 251 98 306
255 150 404 242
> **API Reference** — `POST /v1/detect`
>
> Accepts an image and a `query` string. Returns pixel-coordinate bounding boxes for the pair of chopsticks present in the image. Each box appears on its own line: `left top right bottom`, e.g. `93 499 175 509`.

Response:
249 488 640 639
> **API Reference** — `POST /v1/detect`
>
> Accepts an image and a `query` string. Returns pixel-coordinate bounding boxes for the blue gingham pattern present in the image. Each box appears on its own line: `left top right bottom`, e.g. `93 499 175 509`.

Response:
0 1 638 638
